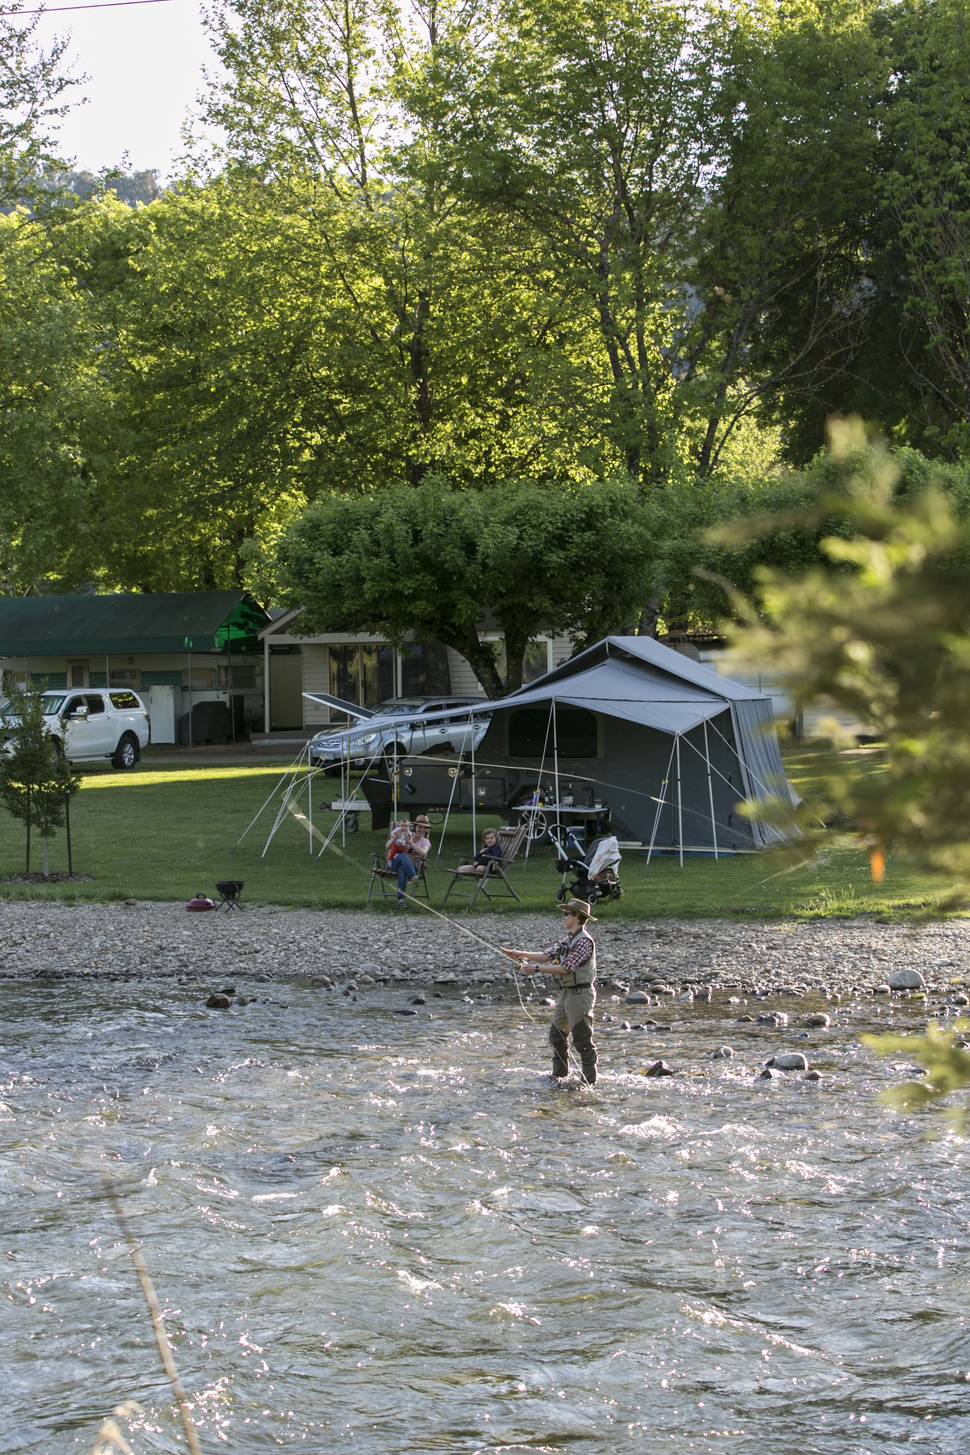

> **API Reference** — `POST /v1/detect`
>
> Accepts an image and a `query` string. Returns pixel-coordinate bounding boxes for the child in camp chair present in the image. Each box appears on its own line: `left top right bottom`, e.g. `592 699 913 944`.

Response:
454 828 503 877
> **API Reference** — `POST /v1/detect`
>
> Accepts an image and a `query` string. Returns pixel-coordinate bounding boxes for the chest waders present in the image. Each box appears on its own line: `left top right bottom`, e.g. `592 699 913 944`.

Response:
549 929 598 1085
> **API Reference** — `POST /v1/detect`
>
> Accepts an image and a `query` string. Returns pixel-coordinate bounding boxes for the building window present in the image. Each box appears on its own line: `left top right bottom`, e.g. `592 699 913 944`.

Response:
508 706 598 758
183 668 216 690
400 642 451 696
219 665 256 689
106 668 141 688
329 645 395 708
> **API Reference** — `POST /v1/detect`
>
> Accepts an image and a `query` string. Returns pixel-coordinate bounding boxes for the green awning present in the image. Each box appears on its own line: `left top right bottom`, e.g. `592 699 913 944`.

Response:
0 592 270 657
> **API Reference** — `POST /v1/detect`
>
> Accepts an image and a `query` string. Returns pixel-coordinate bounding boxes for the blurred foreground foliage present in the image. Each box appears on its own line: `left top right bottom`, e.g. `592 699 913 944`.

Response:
863 1023 970 1131
727 417 970 1113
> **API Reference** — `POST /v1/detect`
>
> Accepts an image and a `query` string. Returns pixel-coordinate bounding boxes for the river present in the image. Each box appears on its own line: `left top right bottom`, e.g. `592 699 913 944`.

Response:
2 978 967 1454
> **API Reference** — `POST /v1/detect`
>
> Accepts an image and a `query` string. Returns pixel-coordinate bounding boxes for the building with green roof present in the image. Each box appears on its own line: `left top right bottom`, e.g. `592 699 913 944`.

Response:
0 592 270 743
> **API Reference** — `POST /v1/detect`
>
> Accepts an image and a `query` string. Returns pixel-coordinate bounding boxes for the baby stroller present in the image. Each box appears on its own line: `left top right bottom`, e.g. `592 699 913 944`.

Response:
548 823 623 905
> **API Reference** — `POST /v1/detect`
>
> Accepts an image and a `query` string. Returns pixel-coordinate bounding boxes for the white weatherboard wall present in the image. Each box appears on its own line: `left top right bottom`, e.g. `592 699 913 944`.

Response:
302 645 330 726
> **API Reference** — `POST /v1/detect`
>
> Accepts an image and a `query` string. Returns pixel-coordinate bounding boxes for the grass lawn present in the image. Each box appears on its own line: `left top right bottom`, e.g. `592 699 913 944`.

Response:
0 745 959 920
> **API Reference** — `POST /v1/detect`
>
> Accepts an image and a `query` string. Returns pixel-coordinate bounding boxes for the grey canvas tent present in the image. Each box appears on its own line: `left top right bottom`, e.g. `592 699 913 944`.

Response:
466 636 794 855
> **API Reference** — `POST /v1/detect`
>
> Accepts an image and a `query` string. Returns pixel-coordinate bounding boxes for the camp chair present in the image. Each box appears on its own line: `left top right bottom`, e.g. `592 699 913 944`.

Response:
443 822 528 907
367 855 432 907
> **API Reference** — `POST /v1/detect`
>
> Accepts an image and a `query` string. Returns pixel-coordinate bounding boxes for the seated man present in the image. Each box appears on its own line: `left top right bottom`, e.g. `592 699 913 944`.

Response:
388 815 431 906
455 828 503 876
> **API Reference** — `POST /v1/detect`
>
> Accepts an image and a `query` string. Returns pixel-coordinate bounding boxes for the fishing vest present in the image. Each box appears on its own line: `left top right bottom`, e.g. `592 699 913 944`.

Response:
556 928 597 989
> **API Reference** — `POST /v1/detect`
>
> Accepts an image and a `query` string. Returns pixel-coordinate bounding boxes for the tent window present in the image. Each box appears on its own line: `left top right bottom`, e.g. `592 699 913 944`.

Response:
508 706 598 758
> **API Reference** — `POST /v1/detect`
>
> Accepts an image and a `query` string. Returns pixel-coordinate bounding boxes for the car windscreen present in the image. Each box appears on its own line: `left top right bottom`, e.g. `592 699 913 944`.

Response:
39 695 67 715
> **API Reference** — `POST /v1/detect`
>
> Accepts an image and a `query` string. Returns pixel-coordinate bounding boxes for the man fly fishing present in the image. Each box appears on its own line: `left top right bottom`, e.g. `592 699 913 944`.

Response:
502 899 598 1086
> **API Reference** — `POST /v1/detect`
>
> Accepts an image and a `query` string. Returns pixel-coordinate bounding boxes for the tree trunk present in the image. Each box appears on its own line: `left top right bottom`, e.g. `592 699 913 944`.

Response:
25 787 30 874
501 628 530 693
452 633 504 698
42 836 49 880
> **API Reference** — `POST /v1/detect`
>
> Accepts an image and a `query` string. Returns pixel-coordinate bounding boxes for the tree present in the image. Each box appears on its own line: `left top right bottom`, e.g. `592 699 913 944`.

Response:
877 0 970 456
726 418 970 1117
276 475 656 693
0 5 77 210
0 210 98 593
0 686 80 878
201 1 598 495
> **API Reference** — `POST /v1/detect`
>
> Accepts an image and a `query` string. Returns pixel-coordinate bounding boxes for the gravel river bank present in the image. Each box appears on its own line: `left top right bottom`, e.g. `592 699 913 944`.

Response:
1 899 969 998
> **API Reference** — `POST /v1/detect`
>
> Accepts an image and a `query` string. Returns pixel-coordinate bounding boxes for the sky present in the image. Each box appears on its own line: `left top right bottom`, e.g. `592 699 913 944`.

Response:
27 0 216 176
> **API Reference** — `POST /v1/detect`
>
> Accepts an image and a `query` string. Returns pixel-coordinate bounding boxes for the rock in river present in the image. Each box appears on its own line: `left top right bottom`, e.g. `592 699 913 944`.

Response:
642 1059 675 1077
888 969 925 991
206 993 232 1010
767 1052 809 1071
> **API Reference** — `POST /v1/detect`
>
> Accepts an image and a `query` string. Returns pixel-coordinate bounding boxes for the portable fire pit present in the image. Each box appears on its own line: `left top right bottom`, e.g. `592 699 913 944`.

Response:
215 880 245 911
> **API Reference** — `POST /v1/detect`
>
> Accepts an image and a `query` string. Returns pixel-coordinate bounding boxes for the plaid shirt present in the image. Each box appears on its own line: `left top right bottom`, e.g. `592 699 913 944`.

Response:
545 931 594 974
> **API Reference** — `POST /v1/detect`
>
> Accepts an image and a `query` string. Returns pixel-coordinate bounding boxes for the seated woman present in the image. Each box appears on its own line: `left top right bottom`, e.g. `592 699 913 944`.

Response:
455 828 503 876
387 816 432 906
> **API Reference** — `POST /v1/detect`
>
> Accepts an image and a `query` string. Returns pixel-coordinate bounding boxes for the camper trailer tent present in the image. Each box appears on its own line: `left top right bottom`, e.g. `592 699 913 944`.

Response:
469 638 792 854
320 636 795 856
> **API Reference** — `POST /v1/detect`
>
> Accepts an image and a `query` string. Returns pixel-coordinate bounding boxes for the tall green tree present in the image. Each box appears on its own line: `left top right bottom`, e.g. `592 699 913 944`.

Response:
0 210 97 592
0 4 76 208
202 0 600 492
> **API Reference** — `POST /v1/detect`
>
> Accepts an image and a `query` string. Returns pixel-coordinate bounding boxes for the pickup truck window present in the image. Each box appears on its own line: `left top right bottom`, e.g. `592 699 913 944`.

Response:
110 691 140 709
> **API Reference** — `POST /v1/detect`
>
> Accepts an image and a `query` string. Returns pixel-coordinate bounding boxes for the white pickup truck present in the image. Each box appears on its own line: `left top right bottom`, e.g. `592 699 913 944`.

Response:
0 688 151 769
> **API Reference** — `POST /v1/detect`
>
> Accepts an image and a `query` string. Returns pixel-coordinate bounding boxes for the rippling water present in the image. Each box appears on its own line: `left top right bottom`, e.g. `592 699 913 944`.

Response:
2 976 968 1455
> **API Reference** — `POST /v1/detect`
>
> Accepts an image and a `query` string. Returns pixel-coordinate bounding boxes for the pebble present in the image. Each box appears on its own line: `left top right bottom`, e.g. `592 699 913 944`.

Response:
394 1007 419 1017
804 1013 832 1028
758 1067 784 1081
410 994 427 1005
205 993 232 1010
625 990 650 1004
757 1012 789 1027
710 1046 734 1059
804 1069 823 1082
642 1060 675 1077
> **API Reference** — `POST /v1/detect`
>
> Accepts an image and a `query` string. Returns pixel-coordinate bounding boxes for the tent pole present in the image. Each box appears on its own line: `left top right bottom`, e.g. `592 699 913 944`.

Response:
647 737 676 864
675 734 684 868
551 697 560 836
526 700 554 861
308 745 314 856
341 736 347 847
470 708 477 851
703 719 719 860
437 728 466 856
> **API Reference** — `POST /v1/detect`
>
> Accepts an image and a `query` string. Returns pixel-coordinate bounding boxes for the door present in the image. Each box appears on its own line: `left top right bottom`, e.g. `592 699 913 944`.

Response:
67 661 89 688
270 651 303 730
60 693 92 758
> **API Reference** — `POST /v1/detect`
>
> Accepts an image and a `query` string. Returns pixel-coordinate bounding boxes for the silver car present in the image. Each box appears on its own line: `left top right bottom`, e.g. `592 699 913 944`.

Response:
309 696 489 768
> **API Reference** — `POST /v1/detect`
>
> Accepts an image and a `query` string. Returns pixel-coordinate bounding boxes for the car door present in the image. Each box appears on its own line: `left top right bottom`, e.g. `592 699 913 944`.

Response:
82 693 114 756
60 694 91 758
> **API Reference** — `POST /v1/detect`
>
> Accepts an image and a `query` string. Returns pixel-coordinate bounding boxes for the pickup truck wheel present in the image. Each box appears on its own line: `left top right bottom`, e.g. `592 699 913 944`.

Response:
113 733 140 770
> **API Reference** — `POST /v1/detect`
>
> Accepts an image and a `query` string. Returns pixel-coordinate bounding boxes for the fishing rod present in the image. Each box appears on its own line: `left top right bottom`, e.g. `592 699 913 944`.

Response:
286 797 586 1078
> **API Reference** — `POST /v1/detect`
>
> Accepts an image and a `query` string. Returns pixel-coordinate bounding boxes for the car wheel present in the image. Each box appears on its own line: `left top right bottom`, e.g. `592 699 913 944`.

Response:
113 733 140 770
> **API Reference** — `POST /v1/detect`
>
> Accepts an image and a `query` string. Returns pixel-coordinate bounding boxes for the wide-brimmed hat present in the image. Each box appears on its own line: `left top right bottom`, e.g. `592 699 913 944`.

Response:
558 897 597 922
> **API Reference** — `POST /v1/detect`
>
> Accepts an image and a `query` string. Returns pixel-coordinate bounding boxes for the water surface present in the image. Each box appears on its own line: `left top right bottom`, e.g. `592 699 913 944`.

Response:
2 979 967 1454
